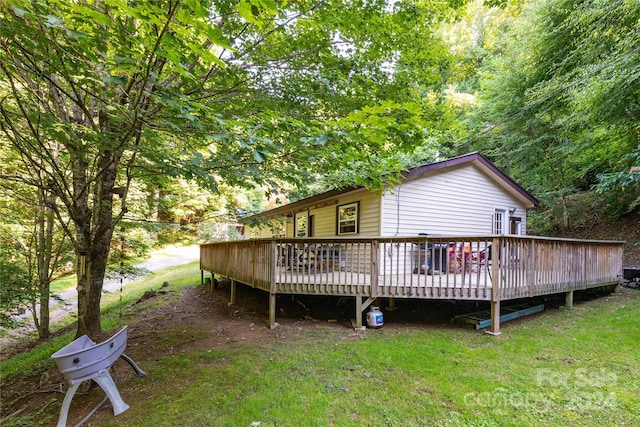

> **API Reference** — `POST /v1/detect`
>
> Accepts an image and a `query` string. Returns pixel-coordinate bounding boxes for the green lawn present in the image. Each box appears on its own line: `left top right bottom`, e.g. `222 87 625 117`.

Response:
3 262 639 426
104 290 640 427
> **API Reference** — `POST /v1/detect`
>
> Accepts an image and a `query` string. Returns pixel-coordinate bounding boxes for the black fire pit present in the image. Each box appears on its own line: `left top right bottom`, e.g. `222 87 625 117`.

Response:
622 266 640 288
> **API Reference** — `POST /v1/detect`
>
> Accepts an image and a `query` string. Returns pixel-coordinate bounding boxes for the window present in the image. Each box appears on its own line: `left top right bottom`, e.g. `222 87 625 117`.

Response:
337 202 359 235
273 220 286 238
494 209 505 235
295 211 308 237
510 217 522 235
308 215 315 237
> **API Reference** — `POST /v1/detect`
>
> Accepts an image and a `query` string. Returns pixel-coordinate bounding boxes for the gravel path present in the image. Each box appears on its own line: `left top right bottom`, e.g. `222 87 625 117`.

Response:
1 245 200 346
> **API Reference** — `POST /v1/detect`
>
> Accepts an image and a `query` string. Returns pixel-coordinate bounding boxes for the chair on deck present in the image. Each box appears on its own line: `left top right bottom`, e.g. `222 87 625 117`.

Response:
469 244 492 276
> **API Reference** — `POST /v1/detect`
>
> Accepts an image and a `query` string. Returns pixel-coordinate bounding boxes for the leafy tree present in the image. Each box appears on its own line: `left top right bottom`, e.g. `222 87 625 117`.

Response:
0 181 71 338
0 0 463 338
0 259 33 329
595 146 640 217
466 0 640 224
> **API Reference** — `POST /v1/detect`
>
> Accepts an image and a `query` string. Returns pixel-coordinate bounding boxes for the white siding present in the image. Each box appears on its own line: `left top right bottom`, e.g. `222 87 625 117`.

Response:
380 163 528 237
246 162 528 240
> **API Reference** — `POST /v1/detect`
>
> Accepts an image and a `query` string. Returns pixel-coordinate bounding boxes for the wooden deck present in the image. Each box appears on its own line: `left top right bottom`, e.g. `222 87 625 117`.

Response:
200 235 624 333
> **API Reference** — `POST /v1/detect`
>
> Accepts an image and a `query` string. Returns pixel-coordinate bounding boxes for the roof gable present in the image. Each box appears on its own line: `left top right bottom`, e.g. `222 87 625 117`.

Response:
402 152 539 208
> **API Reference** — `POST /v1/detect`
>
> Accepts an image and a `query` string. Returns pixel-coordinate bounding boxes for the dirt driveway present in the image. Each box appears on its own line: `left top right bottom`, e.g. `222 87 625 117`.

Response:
0 245 200 348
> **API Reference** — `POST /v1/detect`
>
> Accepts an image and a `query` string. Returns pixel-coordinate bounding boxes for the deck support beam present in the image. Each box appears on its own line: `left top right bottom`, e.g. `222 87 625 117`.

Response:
353 296 376 330
486 300 501 336
563 290 574 309
268 292 279 329
228 280 236 307
387 297 397 311
207 273 213 292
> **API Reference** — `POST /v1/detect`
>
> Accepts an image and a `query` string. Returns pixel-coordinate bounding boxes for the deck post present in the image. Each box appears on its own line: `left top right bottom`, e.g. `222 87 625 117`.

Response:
371 240 379 299
487 300 501 335
228 280 236 307
269 242 279 329
200 269 204 285
387 297 397 311
354 297 363 329
269 292 279 329
563 290 574 309
353 296 376 330
527 240 535 298
487 239 501 336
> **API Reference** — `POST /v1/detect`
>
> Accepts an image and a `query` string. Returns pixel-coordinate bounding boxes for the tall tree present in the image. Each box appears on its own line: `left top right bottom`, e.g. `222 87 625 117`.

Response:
466 0 639 218
0 0 462 337
0 178 70 338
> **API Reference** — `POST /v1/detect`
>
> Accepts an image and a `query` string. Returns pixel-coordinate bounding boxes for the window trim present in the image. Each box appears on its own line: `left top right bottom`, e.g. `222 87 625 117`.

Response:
308 214 315 237
337 201 360 235
494 209 506 235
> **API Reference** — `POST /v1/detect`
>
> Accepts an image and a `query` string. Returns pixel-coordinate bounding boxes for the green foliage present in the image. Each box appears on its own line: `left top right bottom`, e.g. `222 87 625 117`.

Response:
462 0 640 211
0 187 72 333
2 0 470 335
0 0 465 227
197 221 242 243
595 146 640 217
0 258 34 328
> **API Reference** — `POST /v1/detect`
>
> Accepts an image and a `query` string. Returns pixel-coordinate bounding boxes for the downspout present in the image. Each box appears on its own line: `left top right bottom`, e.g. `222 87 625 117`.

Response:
395 183 402 236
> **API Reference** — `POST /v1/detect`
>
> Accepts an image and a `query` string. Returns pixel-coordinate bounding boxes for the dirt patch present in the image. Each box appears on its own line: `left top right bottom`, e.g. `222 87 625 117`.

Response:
546 198 640 266
1 279 634 426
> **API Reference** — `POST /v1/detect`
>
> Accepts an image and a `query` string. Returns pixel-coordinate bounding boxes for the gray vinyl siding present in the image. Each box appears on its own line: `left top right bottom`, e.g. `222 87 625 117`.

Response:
380 163 528 237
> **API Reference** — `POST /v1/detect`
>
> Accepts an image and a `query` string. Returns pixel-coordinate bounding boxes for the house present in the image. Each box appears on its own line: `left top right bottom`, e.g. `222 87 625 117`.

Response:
243 152 539 239
200 153 622 333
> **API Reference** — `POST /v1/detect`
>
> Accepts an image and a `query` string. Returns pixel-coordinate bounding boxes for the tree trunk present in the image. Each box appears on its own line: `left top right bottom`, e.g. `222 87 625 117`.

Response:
561 194 569 231
37 278 51 340
74 149 122 339
35 188 56 340
150 188 159 240
79 218 115 337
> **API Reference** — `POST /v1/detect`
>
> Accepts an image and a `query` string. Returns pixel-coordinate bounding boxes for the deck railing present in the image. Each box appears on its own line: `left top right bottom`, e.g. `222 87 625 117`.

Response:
200 235 623 303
